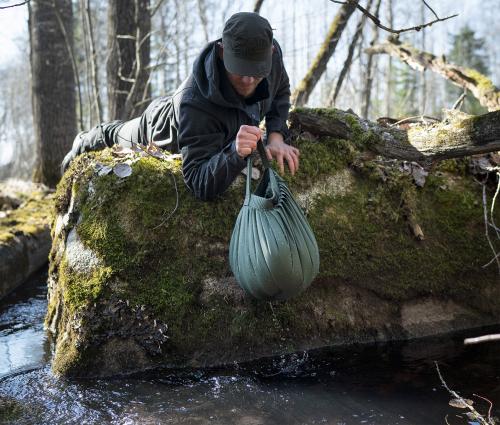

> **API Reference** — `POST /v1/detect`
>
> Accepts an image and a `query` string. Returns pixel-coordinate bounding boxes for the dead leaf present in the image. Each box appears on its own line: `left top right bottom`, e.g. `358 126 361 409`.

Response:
113 163 133 178
449 398 473 409
112 145 136 157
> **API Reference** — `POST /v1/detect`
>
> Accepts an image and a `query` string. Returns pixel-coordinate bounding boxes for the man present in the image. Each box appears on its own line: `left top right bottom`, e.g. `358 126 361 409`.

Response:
62 12 299 201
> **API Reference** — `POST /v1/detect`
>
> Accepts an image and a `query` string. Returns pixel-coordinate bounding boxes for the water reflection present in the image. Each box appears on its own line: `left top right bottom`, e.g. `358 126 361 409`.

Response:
0 269 49 378
0 271 499 424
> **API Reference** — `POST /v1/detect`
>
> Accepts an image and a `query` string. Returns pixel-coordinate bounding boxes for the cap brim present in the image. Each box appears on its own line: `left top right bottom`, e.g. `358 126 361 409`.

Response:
223 50 272 78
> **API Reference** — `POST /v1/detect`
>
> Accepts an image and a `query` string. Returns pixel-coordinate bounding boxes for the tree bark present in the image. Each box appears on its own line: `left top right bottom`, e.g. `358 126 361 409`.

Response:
366 36 500 112
82 0 103 124
107 0 151 120
361 0 382 119
289 108 500 162
291 0 358 107
253 0 264 14
30 0 76 188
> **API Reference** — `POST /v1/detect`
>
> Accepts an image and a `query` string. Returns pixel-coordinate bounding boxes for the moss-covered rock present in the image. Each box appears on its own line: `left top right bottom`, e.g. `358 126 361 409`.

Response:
0 396 24 423
0 181 52 299
46 129 500 377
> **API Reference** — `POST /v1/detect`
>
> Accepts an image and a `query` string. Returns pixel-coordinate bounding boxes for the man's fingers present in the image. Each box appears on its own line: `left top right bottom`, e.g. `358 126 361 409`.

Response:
290 151 299 174
277 154 285 175
265 146 273 161
240 125 262 138
285 153 296 175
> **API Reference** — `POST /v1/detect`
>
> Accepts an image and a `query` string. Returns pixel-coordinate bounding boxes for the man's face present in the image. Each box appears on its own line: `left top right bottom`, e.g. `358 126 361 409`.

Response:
225 72 264 98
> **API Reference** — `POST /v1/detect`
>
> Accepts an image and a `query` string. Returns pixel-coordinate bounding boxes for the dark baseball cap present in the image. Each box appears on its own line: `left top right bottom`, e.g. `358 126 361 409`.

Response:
222 12 273 78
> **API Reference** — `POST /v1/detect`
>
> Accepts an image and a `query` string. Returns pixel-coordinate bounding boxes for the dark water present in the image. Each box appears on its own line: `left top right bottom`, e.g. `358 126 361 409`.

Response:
1 271 499 425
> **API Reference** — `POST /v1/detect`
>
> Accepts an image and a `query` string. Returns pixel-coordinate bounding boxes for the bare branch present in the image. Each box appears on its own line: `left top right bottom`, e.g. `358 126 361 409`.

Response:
465 334 500 345
330 0 458 34
149 0 165 17
253 0 264 13
421 0 439 20
435 362 491 425
452 91 467 110
473 394 494 424
480 182 500 273
0 0 29 10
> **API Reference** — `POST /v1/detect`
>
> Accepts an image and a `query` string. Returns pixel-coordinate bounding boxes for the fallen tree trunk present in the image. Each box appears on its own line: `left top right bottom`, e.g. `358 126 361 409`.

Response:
289 107 500 162
365 36 500 112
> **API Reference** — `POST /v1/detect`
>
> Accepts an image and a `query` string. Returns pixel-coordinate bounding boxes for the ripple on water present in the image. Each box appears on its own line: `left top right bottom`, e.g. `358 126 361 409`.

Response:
1 269 500 424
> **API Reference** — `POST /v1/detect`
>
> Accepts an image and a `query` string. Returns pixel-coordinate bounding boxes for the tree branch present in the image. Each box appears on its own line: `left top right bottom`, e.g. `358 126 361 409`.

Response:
330 0 457 34
0 0 29 10
366 36 500 111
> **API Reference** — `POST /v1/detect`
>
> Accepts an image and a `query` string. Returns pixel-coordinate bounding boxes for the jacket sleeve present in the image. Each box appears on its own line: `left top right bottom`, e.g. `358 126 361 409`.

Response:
178 102 246 201
265 40 291 140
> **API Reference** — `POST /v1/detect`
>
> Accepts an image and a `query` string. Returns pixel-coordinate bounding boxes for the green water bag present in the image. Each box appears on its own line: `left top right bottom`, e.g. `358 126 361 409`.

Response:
229 142 320 300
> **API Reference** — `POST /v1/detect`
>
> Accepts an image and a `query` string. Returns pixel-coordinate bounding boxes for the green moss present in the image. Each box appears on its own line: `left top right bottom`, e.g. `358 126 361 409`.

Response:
50 130 500 372
0 191 52 244
0 396 23 423
464 68 496 92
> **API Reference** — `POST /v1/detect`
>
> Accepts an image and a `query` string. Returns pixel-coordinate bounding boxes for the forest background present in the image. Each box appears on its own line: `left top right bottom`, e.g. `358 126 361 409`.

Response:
0 0 498 181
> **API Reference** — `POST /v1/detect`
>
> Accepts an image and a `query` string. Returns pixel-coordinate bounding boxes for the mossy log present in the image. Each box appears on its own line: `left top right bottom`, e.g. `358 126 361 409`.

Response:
289 107 500 162
366 36 500 112
47 107 500 377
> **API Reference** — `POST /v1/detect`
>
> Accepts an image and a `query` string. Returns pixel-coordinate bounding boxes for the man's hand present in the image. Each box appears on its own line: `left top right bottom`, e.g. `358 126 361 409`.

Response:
235 125 263 158
265 132 300 175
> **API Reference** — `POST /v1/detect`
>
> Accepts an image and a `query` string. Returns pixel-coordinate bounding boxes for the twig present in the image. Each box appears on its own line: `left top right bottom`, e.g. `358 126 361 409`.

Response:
452 91 467 110
149 0 166 17
435 361 490 425
464 334 500 345
389 115 440 127
330 0 458 34
422 0 439 20
491 172 500 240
0 0 29 9
480 181 500 273
473 394 494 424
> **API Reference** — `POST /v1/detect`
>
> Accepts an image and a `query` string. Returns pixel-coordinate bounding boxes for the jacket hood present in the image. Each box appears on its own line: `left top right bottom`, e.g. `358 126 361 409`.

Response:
192 40 240 109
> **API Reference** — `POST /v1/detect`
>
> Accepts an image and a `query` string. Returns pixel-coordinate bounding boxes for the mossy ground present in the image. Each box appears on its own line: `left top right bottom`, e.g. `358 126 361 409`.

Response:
0 396 23 423
50 128 500 371
0 189 52 244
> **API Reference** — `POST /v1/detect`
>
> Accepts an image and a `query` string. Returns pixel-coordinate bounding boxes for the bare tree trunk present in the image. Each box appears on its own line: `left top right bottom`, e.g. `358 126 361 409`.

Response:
367 36 500 112
361 0 382 119
291 0 358 107
107 0 151 120
289 108 500 162
197 0 209 43
253 0 264 14
385 0 393 117
82 0 103 124
327 0 373 107
420 1 427 114
30 0 76 187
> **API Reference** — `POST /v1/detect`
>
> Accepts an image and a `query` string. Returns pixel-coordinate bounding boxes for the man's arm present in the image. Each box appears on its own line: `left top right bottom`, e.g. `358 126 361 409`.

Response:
178 103 246 201
265 40 299 175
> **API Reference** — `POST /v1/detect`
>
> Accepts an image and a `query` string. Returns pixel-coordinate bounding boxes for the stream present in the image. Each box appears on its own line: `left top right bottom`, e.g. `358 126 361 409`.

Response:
0 269 499 424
